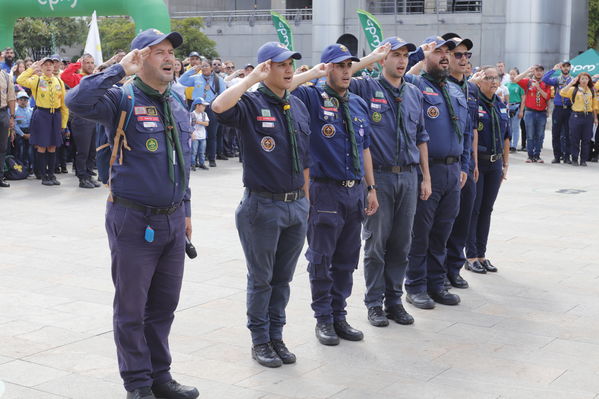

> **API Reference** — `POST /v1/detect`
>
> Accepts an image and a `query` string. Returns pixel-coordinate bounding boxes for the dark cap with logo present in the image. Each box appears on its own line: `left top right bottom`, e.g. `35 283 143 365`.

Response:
422 36 457 50
321 43 360 63
381 37 416 52
130 28 183 50
257 42 302 63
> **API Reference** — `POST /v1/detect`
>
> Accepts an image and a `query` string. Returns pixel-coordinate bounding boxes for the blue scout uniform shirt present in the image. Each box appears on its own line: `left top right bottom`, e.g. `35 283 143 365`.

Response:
541 70 572 107
179 69 226 102
215 90 311 193
449 76 479 173
404 74 472 173
13 105 32 136
65 64 192 216
477 94 511 155
292 85 371 180
349 75 429 167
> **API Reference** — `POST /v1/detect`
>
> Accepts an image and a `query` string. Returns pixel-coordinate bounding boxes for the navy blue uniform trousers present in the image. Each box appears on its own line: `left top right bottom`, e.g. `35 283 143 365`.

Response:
406 163 461 294
569 112 594 163
106 201 185 391
236 189 309 345
307 181 364 324
363 169 417 308
551 106 571 160
445 173 476 277
466 160 502 259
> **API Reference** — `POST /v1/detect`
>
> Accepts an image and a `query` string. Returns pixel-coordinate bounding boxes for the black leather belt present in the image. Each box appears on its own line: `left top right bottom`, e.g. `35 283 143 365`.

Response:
312 177 362 188
525 108 546 112
562 105 571 109
572 111 592 116
429 156 459 165
376 165 414 173
252 189 305 202
113 195 182 215
478 153 503 163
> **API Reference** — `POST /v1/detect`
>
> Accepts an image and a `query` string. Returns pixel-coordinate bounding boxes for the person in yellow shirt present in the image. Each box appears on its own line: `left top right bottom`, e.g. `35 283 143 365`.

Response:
559 72 597 166
16 57 68 185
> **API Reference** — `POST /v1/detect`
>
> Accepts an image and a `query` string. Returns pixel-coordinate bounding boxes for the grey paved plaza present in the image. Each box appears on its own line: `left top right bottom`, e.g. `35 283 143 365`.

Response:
1 136 598 399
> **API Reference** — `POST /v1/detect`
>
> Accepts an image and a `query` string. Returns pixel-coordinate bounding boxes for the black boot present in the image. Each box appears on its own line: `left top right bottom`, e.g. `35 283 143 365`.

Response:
34 151 43 179
47 152 60 185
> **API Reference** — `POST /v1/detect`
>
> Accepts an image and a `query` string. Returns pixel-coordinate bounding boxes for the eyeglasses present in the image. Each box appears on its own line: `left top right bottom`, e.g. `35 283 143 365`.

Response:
483 76 500 82
453 52 472 59
225 65 234 69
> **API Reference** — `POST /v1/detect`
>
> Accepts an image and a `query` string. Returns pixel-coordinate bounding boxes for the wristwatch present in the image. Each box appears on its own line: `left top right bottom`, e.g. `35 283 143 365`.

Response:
367 185 377 192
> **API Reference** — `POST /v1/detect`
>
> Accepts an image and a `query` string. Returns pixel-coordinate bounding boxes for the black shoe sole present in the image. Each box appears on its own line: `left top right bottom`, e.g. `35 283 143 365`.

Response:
429 294 461 306
316 336 340 346
385 314 414 325
335 332 364 341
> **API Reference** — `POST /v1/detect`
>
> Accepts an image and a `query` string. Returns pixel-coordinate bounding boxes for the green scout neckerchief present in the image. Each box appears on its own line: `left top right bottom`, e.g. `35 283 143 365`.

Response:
478 91 501 155
257 84 301 174
422 72 463 143
133 76 186 191
378 76 408 164
323 84 361 174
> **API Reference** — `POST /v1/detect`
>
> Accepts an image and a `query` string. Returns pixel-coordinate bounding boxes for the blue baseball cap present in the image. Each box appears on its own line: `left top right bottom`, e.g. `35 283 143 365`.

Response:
131 28 183 51
257 42 301 63
190 97 210 110
321 43 360 63
422 36 456 50
380 37 416 52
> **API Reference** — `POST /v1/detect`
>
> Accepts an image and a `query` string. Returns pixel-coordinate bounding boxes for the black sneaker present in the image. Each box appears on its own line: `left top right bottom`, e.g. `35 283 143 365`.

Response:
251 343 282 368
42 175 54 186
199 164 209 170
152 380 199 399
126 387 156 399
385 304 414 325
271 339 296 364
315 322 339 346
79 178 95 189
367 306 389 327
333 320 364 341
0 178 9 188
429 289 461 306
89 178 102 187
209 161 216 167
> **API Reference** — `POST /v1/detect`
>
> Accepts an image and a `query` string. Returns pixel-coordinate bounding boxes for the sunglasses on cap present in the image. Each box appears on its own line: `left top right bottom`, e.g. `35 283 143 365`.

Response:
453 52 472 59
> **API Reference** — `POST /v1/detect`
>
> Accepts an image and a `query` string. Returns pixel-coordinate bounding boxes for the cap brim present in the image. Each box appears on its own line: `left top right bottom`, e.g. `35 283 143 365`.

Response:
329 55 361 63
391 42 417 52
271 51 302 63
436 40 456 50
147 32 184 49
454 38 473 50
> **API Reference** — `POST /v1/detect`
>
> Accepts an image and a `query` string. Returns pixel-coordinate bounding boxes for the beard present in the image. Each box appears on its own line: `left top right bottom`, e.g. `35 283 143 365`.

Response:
428 65 450 81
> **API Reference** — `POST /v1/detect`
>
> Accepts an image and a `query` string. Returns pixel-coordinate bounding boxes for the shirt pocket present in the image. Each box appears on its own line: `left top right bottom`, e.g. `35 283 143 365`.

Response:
369 101 390 124
422 93 443 121
178 121 192 153
352 117 367 145
135 123 165 155
253 121 279 154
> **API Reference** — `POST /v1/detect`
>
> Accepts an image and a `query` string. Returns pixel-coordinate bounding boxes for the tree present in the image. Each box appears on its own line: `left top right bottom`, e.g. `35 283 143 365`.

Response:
171 18 218 60
590 0 599 49
98 17 136 60
13 17 87 59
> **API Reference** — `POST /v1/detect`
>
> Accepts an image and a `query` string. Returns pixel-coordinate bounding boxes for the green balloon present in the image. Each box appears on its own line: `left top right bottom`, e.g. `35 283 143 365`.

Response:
0 0 171 49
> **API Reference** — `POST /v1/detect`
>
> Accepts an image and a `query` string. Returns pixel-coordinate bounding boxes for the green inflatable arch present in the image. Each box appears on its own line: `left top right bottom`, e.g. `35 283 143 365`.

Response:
0 0 171 49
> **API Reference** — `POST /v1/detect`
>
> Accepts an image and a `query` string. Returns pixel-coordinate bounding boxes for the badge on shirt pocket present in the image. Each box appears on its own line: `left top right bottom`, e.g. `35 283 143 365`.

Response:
146 138 158 152
321 124 336 138
261 136 276 152
427 106 440 119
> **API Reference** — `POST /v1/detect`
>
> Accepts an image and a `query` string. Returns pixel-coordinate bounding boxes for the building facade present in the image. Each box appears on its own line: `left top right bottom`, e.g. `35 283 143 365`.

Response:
167 0 588 71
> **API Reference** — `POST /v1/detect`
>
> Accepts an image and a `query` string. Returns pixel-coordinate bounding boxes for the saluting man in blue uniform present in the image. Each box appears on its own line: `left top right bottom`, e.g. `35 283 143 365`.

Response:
66 29 199 399
403 36 472 309
347 37 432 327
291 44 379 346
442 33 484 284
212 42 311 368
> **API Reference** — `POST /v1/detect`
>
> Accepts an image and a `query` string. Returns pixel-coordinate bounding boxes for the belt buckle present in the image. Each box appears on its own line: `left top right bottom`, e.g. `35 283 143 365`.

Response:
344 180 355 188
284 191 298 202
490 154 498 162
391 166 402 173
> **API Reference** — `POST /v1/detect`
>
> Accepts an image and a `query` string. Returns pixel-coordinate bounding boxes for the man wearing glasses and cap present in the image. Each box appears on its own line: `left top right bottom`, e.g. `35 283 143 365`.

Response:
345 37 431 327
543 60 574 164
404 36 472 309
212 42 311 368
66 29 198 399
290 43 379 346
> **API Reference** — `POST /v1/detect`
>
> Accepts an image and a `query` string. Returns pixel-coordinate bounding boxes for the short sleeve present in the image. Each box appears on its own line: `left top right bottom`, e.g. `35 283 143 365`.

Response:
215 94 250 129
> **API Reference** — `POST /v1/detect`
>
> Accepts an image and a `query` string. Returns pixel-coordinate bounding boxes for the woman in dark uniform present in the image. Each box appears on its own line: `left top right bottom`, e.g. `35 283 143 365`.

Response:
466 66 510 274
16 58 69 185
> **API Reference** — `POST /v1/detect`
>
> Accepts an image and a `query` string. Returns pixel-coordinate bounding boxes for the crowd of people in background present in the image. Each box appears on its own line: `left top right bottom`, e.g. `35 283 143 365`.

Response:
1 43 597 189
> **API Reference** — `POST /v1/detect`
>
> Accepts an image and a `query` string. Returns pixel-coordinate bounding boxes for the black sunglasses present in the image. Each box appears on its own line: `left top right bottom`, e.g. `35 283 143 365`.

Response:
453 52 472 59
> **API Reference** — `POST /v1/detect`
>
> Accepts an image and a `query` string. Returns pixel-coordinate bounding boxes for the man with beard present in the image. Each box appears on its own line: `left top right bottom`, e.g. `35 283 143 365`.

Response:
403 36 471 309
62 53 102 188
347 37 431 327
291 43 379 345
442 33 486 281
543 60 573 164
66 29 198 399
0 47 15 73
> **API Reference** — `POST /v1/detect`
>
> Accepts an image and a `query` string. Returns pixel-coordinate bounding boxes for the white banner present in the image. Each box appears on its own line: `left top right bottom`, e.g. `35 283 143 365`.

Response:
84 11 103 65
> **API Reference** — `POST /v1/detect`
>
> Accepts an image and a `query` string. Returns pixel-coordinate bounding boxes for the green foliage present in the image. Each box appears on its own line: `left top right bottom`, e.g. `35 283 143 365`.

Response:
170 18 218 60
98 17 136 60
590 0 599 49
13 17 87 59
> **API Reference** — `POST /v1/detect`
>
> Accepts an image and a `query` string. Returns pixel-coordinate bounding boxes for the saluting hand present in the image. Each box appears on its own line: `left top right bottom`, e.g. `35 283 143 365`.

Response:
119 47 150 76
372 42 391 61
309 62 330 79
247 60 271 83
421 42 437 58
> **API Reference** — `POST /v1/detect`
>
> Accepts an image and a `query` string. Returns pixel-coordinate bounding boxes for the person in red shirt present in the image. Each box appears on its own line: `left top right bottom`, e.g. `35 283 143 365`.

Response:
61 54 101 188
513 65 552 163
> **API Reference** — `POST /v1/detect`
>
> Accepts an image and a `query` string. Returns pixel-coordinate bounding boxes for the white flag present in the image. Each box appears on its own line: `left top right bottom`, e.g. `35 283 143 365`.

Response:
84 11 103 65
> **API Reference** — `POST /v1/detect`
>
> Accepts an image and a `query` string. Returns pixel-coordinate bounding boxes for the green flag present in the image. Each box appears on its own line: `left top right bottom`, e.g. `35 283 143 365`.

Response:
271 11 295 51
357 9 384 51
569 49 599 77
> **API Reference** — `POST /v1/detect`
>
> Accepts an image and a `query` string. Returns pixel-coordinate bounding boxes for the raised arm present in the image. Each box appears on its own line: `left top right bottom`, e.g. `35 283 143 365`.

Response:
211 61 271 114
290 62 329 92
513 66 534 83
350 43 390 75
